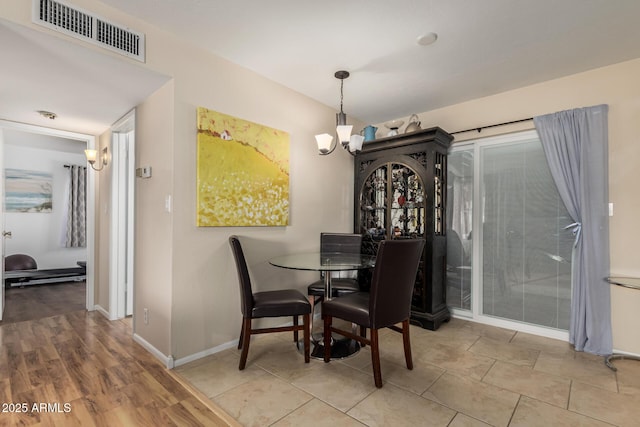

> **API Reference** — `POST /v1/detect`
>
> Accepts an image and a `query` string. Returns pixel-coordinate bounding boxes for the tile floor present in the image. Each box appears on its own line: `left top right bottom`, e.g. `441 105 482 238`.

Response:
175 318 640 427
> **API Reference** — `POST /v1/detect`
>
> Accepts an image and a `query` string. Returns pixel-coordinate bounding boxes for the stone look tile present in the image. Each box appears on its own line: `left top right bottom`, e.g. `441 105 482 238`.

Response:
272 399 365 427
232 330 297 360
175 317 640 426
510 331 576 358
448 413 493 427
575 350 607 364
358 357 444 395
376 327 422 366
339 345 374 370
611 359 640 396
412 325 482 352
175 350 266 398
254 344 324 382
415 342 496 380
483 360 570 408
423 373 520 427
443 317 517 343
348 383 456 427
468 337 539 367
290 361 376 412
569 381 640 426
213 375 312 427
535 352 618 392
511 395 613 426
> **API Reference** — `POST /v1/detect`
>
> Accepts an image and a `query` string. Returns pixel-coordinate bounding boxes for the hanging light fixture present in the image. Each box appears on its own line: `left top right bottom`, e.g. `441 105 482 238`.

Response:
316 70 364 156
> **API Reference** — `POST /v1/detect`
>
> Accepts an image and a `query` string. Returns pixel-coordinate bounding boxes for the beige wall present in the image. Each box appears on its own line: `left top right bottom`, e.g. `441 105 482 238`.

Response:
167 45 359 359
134 81 174 355
71 0 356 360
382 58 640 354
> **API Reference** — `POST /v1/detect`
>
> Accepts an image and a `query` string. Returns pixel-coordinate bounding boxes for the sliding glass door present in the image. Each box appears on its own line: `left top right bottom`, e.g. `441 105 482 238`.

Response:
446 150 473 310
447 131 573 334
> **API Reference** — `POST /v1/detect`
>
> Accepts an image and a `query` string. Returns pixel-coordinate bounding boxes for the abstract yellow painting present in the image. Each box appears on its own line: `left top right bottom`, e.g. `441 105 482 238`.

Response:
196 107 290 226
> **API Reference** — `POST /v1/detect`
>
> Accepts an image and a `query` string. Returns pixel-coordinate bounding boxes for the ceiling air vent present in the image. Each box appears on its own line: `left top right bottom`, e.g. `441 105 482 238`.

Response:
32 0 145 62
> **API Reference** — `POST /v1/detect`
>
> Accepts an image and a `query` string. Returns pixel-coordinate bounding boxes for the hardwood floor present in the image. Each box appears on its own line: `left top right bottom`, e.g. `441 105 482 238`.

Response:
0 310 238 426
2 281 86 324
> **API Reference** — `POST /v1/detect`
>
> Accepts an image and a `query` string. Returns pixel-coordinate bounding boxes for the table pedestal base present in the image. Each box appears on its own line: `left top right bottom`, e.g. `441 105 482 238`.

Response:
297 335 360 360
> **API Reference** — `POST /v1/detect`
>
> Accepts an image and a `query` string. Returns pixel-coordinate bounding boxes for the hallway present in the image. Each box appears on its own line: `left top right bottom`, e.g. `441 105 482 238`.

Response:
0 310 237 426
1 281 85 324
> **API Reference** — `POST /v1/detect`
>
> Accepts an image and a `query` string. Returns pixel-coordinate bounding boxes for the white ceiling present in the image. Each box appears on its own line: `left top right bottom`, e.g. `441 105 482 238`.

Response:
3 0 640 135
0 18 169 135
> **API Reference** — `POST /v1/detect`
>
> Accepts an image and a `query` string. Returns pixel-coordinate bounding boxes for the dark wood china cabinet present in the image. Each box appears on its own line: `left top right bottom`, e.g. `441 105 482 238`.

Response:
354 127 453 330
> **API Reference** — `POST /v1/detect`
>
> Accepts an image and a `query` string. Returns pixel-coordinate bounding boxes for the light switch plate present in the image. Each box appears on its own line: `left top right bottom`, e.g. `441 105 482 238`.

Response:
136 166 152 178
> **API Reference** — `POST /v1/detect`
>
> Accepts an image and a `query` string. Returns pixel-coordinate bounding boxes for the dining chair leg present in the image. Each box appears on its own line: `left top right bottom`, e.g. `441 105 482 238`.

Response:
238 322 244 350
323 315 332 363
238 317 252 370
293 315 299 342
370 328 383 388
402 319 413 370
303 313 310 363
360 325 367 347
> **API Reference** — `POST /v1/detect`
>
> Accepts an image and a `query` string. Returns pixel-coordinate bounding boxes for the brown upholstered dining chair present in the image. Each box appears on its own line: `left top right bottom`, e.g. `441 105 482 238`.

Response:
229 236 311 370
322 238 425 388
307 232 363 302
307 233 364 334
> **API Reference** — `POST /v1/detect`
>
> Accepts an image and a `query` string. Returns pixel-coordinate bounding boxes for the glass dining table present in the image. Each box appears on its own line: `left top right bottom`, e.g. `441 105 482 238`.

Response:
269 251 376 359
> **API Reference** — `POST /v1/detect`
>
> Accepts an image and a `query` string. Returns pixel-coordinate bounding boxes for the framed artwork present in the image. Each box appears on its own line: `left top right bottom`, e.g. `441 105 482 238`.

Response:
4 168 53 213
196 107 290 226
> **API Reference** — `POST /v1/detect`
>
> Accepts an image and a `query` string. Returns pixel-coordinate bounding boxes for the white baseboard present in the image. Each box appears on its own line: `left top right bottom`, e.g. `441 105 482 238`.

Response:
94 304 110 319
173 339 238 367
93 305 174 368
133 332 175 368
172 319 301 367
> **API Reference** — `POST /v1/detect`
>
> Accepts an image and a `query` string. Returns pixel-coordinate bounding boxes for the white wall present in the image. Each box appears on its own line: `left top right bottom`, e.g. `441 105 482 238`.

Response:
4 131 87 269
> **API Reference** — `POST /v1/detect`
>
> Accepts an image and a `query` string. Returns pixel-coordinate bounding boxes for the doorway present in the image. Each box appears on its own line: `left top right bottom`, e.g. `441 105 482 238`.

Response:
109 110 135 318
446 130 572 342
0 120 96 321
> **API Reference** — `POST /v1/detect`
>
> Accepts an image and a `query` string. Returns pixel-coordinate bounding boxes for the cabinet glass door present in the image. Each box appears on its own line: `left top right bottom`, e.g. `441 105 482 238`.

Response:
391 164 425 237
360 164 388 239
360 163 425 240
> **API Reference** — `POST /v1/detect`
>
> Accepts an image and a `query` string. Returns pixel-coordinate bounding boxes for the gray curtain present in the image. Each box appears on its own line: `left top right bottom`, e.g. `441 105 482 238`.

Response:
533 104 611 355
66 165 87 248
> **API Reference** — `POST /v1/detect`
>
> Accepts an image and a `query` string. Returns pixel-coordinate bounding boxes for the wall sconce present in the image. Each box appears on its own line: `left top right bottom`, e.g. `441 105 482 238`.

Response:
315 70 364 156
85 147 109 171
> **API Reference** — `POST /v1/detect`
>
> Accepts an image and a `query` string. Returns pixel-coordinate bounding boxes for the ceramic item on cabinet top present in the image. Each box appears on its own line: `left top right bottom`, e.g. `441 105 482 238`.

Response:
385 120 404 137
363 125 377 141
404 114 421 133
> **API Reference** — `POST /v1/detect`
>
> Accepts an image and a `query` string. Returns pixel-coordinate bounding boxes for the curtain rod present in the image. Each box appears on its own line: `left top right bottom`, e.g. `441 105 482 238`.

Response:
64 164 86 168
450 117 534 135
